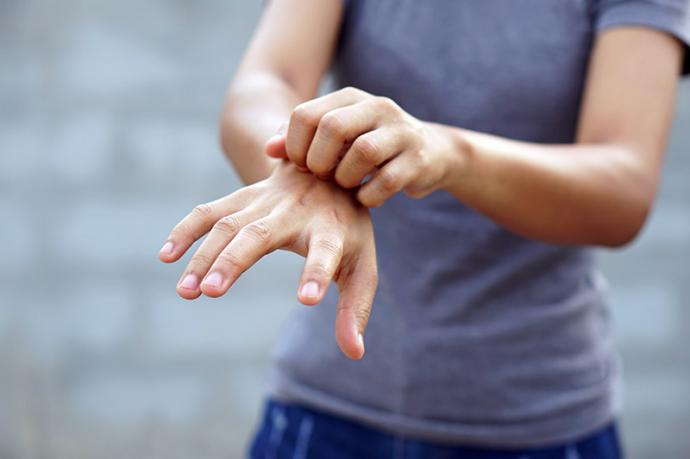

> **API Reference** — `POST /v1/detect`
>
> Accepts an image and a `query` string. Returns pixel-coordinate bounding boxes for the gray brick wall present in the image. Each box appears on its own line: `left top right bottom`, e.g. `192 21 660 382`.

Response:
1 1 688 458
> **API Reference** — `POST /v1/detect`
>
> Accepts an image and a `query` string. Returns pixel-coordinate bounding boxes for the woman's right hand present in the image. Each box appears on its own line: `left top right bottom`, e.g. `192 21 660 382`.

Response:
158 161 378 360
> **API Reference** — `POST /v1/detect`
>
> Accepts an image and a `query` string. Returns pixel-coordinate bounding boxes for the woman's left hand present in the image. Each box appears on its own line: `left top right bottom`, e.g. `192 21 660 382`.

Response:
265 87 462 207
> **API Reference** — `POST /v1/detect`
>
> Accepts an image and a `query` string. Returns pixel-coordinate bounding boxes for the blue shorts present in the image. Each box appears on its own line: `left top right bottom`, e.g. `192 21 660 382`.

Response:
249 399 623 459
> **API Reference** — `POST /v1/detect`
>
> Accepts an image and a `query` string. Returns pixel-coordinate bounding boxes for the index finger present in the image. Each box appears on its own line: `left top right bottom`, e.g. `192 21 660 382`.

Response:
199 213 295 298
158 188 254 263
286 87 366 168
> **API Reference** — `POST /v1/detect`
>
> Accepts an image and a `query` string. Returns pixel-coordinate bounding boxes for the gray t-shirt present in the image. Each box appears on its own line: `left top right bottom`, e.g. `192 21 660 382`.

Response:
266 0 690 447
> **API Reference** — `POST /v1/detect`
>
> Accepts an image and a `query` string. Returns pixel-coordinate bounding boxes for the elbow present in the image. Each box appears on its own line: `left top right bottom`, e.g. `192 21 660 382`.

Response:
218 90 240 157
595 146 661 248
600 221 644 249
597 195 654 249
218 112 233 157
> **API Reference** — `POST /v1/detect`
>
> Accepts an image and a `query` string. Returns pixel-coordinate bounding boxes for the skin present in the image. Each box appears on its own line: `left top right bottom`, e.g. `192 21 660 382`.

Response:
160 0 684 360
159 162 376 360
268 28 682 246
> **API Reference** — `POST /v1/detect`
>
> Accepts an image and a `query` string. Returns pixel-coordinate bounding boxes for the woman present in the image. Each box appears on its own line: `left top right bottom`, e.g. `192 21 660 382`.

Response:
159 0 689 457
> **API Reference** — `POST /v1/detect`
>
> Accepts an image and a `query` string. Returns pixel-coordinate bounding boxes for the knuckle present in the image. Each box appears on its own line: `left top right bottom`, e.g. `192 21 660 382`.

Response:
191 203 214 220
230 185 255 202
306 262 332 280
340 86 361 99
353 136 381 164
213 215 241 235
416 149 431 170
292 104 317 127
315 237 344 258
217 251 243 270
319 113 345 140
377 169 400 193
410 122 426 143
243 220 273 244
375 96 398 113
190 252 214 267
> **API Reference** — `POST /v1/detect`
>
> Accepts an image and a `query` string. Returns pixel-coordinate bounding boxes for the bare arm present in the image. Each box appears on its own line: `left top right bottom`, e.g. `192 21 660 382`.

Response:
220 0 344 184
161 0 377 360
441 27 682 246
272 27 683 247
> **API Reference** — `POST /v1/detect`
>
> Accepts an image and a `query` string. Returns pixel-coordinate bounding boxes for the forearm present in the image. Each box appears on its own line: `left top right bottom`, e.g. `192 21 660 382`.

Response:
220 72 303 184
438 125 660 247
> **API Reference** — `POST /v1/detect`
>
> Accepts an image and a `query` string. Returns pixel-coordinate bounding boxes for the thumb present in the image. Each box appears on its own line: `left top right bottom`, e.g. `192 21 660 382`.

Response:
265 123 288 158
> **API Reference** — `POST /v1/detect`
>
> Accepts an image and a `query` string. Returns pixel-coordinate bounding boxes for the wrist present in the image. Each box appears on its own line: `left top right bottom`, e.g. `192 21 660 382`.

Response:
425 123 473 193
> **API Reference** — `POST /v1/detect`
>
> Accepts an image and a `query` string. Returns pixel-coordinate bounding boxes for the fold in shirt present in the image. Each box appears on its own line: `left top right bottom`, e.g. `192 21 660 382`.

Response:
265 0 690 448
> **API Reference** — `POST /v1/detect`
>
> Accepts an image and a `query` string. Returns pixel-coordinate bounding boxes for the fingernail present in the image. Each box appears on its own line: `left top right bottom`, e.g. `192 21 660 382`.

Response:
203 271 224 289
179 274 198 290
300 281 320 299
357 332 365 358
267 133 283 143
160 241 174 255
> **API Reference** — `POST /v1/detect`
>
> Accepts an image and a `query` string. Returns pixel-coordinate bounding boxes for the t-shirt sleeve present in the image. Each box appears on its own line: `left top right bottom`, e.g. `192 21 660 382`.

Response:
593 0 690 75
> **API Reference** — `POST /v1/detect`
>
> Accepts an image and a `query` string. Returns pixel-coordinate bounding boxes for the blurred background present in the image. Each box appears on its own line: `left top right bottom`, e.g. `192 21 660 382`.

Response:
1 1 688 458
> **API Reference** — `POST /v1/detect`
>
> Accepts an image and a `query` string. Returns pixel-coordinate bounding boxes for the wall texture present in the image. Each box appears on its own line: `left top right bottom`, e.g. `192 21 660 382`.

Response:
1 1 688 457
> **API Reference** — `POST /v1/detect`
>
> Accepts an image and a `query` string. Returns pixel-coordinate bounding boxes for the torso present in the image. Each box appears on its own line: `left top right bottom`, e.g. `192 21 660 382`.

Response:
267 0 618 447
